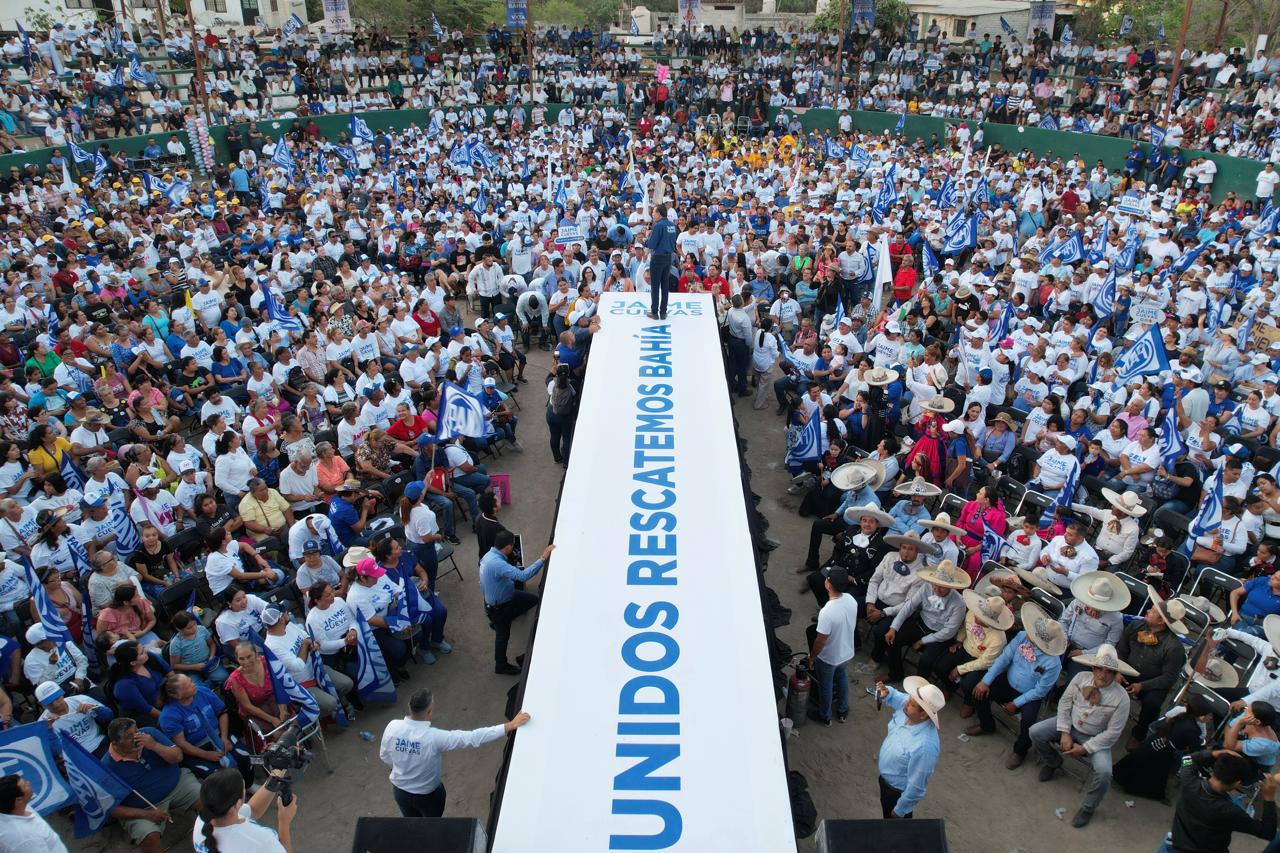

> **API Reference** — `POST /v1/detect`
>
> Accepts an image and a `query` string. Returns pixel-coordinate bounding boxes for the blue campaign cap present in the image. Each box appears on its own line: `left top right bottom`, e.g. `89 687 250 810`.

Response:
416 433 438 446
403 481 425 501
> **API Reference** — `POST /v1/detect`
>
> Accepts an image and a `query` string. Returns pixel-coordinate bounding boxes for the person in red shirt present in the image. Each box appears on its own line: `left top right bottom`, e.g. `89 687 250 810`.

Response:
51 261 78 296
677 260 702 292
892 255 918 305
888 235 912 269
386 402 431 444
1058 184 1081 217
411 298 440 339
702 264 729 299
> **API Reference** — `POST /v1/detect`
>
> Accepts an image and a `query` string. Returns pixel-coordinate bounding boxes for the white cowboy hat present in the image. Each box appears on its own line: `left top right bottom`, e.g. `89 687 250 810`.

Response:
902 675 946 728
830 459 886 492
919 512 966 538
922 397 955 414
1192 657 1240 690
1012 565 1064 595
341 546 371 568
883 531 942 557
1263 614 1280 658
1101 488 1148 517
1175 594 1227 625
1074 642 1140 677
916 559 970 590
962 590 1015 630
1020 602 1069 656
842 503 895 527
1069 571 1132 613
892 476 942 498
1148 585 1191 635
865 367 900 387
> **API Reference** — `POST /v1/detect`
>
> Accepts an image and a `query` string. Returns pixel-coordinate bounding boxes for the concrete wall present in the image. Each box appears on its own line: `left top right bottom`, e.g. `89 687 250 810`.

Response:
3 105 1262 204
775 108 1261 202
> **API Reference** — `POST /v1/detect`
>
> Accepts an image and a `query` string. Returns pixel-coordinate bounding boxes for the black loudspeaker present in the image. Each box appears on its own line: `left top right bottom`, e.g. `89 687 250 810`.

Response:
350 817 487 853
816 818 949 853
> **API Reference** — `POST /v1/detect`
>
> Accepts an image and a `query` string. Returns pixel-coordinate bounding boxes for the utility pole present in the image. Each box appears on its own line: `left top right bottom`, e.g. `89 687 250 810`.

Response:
154 0 169 42
1213 0 1230 48
834 0 848 100
1162 0 1195 124
184 0 213 126
525 9 534 106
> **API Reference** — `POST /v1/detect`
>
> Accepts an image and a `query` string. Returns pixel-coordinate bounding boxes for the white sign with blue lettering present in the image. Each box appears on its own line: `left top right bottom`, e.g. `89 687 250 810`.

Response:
492 293 795 853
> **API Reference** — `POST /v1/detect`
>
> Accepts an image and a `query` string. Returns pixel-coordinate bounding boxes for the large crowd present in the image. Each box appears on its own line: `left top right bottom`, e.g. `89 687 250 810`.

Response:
0 12 1275 853
0 16 1279 161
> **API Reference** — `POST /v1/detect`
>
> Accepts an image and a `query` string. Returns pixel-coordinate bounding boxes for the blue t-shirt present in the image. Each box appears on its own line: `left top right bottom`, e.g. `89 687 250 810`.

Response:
102 726 181 807
158 685 226 748
1241 576 1280 620
328 495 360 545
556 345 582 371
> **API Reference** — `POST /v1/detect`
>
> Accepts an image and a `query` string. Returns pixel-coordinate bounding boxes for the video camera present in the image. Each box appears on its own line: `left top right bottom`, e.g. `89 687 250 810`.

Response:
253 721 316 805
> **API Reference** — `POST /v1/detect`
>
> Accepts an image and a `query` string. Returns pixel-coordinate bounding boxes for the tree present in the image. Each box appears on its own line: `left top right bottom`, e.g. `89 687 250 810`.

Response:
348 0 501 30
814 0 908 35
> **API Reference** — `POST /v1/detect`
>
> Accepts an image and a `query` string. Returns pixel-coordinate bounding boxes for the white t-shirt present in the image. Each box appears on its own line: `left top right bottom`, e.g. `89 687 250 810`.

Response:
0 809 68 853
405 503 440 545
192 805 286 853
815 592 858 666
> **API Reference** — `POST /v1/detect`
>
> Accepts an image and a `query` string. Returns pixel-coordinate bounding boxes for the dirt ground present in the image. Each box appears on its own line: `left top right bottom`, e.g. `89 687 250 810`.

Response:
64 333 1265 853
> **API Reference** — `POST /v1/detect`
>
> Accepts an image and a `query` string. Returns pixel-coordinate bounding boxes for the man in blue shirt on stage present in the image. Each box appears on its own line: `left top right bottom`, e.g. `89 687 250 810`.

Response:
875 675 944 819
644 203 678 320
480 531 555 675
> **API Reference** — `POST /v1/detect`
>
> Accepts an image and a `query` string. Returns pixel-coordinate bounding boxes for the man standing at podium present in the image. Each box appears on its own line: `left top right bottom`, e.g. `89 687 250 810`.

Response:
645 203 677 320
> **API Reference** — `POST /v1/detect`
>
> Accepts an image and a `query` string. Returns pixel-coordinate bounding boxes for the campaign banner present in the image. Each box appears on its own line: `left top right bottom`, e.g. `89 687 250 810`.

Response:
492 293 795 853
677 0 699 27
851 0 875 27
321 0 352 32
1027 0 1055 37
506 0 527 28
0 723 72 814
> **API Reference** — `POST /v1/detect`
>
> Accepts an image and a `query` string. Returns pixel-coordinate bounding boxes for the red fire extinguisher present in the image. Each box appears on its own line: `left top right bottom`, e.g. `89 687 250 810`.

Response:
786 655 812 728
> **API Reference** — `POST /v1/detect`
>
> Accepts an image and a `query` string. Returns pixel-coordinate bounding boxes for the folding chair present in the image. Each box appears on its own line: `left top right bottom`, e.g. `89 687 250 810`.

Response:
940 493 967 519
1029 586 1064 620
1186 680 1234 739
1152 507 1192 548
1019 488 1055 520
434 541 463 583
1189 569 1243 614
1114 572 1152 617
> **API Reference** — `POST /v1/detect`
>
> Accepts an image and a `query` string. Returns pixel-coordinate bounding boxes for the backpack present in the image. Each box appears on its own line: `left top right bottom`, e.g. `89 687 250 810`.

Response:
549 383 576 417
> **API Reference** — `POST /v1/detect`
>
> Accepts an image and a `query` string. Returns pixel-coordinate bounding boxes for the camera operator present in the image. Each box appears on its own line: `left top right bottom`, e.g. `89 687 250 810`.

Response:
194 767 297 853
379 687 531 818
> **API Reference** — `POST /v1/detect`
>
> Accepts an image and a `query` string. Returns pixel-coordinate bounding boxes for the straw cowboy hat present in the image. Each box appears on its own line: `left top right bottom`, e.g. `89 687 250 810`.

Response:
843 503 895 527
892 476 942 498
1148 586 1191 635
1013 565 1063 595
975 568 1017 598
1069 572 1132 613
1176 594 1227 625
963 590 1015 630
902 675 946 728
988 412 1018 429
1101 488 1149 518
922 397 955 414
865 367 899 387
1192 657 1240 690
1020 602 1069 656
919 512 966 538
830 459 886 492
916 560 970 590
342 546 372 568
883 531 942 557
1073 642 1140 677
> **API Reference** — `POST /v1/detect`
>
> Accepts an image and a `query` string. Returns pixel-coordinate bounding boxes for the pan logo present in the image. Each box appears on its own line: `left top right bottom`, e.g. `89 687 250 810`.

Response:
0 732 69 812
608 300 704 317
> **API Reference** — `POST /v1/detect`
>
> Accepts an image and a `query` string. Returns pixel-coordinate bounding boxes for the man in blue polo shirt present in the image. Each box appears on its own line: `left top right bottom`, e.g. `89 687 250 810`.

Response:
1230 572 1280 635
102 717 201 852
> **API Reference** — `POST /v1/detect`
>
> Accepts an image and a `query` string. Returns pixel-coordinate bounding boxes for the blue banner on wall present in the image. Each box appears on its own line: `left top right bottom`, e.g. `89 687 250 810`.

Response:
506 0 528 28
852 0 875 28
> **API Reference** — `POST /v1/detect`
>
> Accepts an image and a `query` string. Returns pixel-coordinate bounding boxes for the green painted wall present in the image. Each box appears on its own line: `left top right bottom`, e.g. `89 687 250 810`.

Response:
1 106 1262 203
773 109 1260 202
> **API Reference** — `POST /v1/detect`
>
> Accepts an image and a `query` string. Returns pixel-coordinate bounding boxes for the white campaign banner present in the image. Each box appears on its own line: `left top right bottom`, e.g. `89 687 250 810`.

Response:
492 293 795 853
